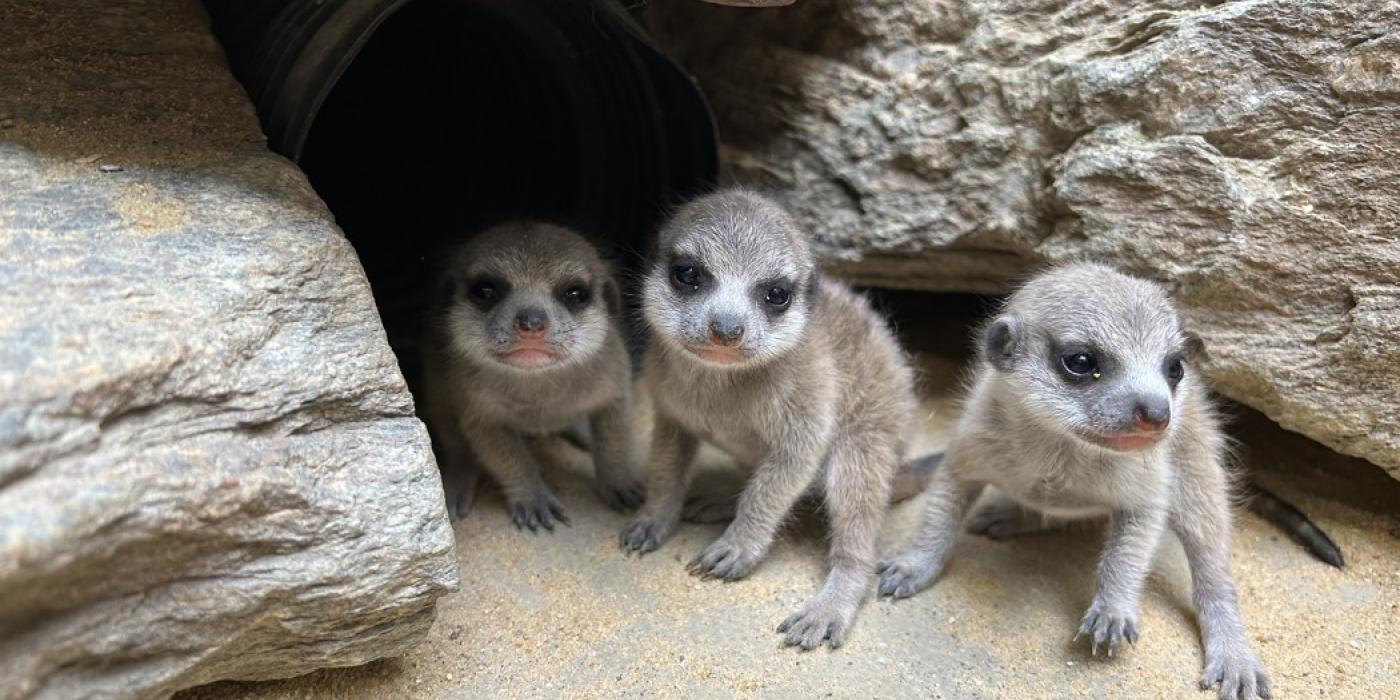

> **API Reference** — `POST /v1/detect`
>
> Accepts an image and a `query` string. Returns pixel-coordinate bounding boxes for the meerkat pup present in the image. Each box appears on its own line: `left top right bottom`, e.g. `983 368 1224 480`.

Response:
618 189 918 650
878 263 1271 699
421 222 643 531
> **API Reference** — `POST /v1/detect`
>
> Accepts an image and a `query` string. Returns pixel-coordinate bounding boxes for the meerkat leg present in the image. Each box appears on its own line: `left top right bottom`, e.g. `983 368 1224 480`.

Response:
435 431 481 520
877 457 983 598
966 494 1067 539
777 432 896 650
1175 528 1272 700
1172 474 1271 698
423 390 481 520
619 414 699 554
463 424 568 533
1075 506 1168 657
687 436 825 582
589 398 645 511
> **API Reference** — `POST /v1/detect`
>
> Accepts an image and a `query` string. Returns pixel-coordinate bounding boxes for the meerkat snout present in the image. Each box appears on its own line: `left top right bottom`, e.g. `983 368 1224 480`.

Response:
1132 396 1170 430
1085 375 1178 452
513 307 548 337
707 312 744 347
1087 381 1176 452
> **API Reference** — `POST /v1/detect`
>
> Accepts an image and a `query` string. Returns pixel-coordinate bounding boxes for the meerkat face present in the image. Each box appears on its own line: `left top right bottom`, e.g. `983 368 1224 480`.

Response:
643 191 816 369
441 222 618 373
982 263 1193 453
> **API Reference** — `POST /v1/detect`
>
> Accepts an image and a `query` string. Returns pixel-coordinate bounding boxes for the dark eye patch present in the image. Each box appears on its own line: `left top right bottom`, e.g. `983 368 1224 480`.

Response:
668 255 706 294
1060 351 1097 376
1164 353 1184 388
1051 341 1110 384
558 280 592 311
757 277 793 312
464 275 508 310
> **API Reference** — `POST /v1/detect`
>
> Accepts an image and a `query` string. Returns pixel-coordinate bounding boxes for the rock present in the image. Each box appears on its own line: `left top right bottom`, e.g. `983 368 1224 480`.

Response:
646 0 1400 477
0 2 457 699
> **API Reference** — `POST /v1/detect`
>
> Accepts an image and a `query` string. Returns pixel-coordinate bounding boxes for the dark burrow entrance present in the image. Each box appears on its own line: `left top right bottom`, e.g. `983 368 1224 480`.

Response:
205 0 718 382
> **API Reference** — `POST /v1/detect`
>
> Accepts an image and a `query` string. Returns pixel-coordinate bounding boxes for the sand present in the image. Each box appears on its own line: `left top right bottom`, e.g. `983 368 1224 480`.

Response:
184 336 1399 699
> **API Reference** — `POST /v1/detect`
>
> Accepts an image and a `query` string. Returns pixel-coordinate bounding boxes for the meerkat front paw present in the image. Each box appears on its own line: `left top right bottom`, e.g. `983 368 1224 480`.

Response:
619 514 676 555
507 489 570 533
687 535 762 581
1201 645 1271 700
594 475 645 512
1075 601 1140 657
876 551 941 599
777 594 857 650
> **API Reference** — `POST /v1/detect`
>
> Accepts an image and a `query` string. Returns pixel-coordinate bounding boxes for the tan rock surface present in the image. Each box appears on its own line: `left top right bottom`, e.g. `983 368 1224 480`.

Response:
0 2 456 698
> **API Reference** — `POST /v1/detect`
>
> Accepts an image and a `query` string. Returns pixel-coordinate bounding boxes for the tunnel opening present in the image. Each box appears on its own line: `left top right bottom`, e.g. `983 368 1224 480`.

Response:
205 0 718 378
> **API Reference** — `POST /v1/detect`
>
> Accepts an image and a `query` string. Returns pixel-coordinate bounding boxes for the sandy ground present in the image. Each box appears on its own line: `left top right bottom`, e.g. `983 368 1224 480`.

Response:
184 308 1399 699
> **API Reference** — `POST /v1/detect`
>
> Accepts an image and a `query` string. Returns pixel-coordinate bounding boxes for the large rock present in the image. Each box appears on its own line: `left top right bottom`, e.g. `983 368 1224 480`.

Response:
0 2 457 698
646 0 1400 476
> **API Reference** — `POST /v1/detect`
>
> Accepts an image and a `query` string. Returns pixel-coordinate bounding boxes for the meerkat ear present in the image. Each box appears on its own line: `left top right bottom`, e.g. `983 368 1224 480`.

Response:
804 270 821 308
436 272 459 308
602 278 623 318
1182 329 1207 363
982 315 1024 371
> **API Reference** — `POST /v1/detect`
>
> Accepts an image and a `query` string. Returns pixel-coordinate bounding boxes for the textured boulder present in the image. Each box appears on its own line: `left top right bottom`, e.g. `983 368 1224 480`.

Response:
0 2 457 699
647 0 1400 476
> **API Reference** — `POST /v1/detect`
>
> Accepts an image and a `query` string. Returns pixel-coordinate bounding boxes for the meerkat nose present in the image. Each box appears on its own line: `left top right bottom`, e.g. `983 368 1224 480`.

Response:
514 308 549 339
707 314 745 347
1132 398 1171 431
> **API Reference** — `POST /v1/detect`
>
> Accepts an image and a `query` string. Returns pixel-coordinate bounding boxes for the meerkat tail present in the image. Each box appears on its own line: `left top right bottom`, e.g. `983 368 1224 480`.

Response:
890 452 943 503
1242 480 1344 568
560 422 593 452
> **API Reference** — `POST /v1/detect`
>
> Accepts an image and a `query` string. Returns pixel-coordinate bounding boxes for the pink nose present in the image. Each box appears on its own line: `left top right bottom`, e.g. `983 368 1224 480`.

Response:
1133 404 1169 431
708 328 742 347
514 309 547 339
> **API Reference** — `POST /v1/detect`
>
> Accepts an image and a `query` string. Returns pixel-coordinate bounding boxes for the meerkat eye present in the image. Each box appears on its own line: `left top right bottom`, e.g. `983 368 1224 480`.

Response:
466 278 504 308
765 285 790 309
671 263 700 291
561 285 591 310
1061 351 1098 377
1166 356 1185 384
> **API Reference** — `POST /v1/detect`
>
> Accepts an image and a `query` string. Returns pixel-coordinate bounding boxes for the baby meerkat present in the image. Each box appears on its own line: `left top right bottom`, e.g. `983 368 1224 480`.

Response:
421 222 643 531
619 189 922 650
878 263 1271 699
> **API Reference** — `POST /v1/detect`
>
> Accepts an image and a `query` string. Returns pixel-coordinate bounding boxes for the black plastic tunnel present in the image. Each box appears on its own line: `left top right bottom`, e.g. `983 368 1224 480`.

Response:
203 0 719 365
